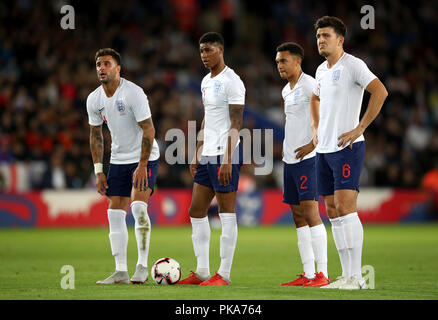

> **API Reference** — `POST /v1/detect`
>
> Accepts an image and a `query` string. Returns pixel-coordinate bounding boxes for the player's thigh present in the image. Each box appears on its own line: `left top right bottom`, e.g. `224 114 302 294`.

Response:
331 141 365 193
334 189 358 216
189 183 216 218
282 162 301 207
323 195 338 219
215 191 237 213
130 159 159 203
299 200 322 227
316 153 335 197
290 204 307 228
107 196 130 211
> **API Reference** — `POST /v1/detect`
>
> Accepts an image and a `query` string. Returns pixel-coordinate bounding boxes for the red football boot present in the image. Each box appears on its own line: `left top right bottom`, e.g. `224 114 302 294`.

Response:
281 273 312 286
199 272 230 286
303 272 330 287
177 271 204 285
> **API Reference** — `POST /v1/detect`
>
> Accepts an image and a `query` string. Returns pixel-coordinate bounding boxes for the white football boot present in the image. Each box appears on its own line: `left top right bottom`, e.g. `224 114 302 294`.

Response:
320 276 348 289
339 275 368 290
96 270 130 284
130 264 148 284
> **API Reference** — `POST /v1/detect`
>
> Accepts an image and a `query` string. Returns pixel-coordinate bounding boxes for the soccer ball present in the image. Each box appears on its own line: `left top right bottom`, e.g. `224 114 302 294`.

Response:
151 257 181 285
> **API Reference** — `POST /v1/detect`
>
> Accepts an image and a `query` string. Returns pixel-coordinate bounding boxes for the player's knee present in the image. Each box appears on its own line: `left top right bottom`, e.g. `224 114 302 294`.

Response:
218 204 236 213
291 209 306 227
188 204 207 219
108 197 129 211
325 204 337 219
293 216 307 228
335 202 355 215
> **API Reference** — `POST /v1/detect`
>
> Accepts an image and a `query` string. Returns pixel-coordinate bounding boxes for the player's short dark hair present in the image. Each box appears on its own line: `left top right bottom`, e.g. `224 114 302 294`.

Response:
199 32 224 46
276 42 304 60
314 16 347 37
95 48 121 65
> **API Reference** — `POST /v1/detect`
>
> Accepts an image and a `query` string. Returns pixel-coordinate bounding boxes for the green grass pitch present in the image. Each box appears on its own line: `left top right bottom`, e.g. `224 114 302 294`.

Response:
0 224 437 300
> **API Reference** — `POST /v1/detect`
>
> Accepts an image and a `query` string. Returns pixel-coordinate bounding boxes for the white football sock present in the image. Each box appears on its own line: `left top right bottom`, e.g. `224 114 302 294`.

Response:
190 216 211 279
330 216 350 278
131 201 151 268
342 212 364 279
107 209 128 272
218 213 238 281
296 226 315 279
310 223 328 278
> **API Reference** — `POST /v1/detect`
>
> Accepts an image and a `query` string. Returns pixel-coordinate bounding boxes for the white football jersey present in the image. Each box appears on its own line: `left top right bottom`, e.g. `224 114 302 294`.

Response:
313 52 376 153
200 66 245 156
282 72 316 164
86 78 160 164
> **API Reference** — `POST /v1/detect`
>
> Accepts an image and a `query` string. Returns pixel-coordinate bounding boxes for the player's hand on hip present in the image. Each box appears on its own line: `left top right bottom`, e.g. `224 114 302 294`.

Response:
294 141 315 161
338 127 364 149
96 173 108 196
219 163 232 185
133 165 149 192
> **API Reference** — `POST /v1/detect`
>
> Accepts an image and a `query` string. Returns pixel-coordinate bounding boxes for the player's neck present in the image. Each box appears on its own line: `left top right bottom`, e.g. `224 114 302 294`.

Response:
288 70 302 89
102 77 121 97
326 49 344 69
210 61 226 78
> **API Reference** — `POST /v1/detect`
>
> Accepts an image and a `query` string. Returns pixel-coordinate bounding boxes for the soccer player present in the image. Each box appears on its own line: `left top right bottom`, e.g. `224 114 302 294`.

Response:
87 48 160 284
275 42 329 287
178 32 245 286
310 17 388 289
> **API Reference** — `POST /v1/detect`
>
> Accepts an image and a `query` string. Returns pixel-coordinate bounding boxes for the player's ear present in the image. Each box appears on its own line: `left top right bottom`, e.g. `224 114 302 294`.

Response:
338 36 344 47
116 64 121 73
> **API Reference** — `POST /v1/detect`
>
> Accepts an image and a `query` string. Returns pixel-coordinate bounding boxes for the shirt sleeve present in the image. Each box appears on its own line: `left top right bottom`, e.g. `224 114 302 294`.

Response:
305 77 317 101
86 93 103 126
350 57 377 89
313 70 320 97
130 87 152 122
226 75 246 105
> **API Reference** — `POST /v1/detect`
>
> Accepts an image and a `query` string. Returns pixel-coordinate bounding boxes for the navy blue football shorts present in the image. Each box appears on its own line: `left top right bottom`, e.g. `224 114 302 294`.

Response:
193 144 243 193
106 159 159 197
316 141 366 196
282 157 318 205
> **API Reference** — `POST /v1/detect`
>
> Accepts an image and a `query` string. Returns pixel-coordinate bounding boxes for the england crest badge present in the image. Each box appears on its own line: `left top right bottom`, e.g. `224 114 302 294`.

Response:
116 99 125 113
332 69 341 82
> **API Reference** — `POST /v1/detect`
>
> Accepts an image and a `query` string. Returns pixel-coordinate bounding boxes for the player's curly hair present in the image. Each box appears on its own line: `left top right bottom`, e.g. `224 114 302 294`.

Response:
95 48 121 65
314 16 347 37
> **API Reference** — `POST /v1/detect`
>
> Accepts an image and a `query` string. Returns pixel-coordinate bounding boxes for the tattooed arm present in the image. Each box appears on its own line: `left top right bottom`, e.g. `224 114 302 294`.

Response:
133 117 155 191
219 104 244 185
89 125 108 195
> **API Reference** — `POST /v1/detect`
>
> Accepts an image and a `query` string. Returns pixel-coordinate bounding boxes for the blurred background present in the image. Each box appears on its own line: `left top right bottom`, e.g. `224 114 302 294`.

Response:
1 0 437 226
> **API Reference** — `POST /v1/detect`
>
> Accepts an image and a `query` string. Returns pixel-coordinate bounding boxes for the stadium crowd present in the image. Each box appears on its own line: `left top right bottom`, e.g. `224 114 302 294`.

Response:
0 0 437 191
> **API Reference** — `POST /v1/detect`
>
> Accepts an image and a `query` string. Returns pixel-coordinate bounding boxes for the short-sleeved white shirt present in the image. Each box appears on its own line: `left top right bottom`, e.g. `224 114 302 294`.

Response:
200 66 246 156
313 52 376 153
282 72 316 164
86 78 160 164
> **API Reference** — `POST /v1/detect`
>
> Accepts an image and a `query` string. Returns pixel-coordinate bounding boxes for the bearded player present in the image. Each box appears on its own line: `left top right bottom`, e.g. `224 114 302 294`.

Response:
87 48 160 284
310 17 388 289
